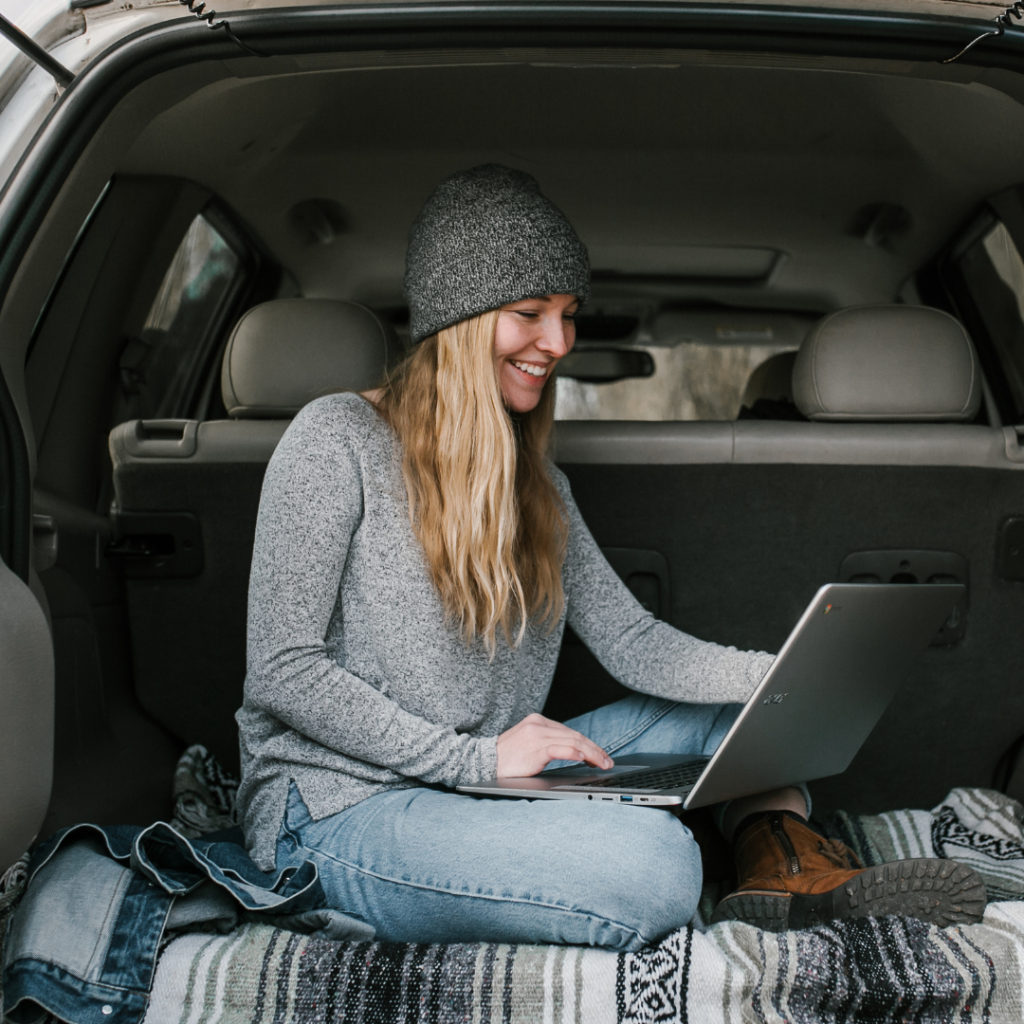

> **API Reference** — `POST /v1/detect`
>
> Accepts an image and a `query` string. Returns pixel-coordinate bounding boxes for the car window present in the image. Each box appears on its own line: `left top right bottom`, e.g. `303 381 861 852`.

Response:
554 311 814 421
957 220 1024 421
119 213 242 420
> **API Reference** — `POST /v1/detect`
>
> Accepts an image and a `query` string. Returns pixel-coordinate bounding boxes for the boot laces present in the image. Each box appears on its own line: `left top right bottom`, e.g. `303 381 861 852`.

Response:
818 837 862 870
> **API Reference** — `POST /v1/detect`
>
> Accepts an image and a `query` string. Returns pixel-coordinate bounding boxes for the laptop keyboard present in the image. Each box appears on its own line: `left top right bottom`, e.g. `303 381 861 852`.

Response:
558 760 707 793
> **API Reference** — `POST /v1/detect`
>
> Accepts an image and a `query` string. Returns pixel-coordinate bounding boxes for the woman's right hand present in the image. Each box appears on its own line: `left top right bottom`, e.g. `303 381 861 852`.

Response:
496 713 613 778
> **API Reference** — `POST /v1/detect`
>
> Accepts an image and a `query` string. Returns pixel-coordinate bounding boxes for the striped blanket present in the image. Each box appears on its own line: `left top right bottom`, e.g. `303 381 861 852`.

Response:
144 787 1024 1024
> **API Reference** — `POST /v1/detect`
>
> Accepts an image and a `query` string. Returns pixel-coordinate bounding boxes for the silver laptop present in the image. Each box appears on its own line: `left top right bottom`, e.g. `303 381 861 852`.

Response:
457 582 963 808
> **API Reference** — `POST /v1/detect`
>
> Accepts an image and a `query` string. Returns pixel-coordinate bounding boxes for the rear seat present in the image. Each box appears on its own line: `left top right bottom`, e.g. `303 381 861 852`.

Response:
111 300 1024 814
109 299 401 771
556 305 1024 814
557 304 988 464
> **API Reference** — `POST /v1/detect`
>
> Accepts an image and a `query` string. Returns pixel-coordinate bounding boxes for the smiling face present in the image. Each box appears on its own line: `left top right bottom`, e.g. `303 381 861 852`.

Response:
493 294 579 413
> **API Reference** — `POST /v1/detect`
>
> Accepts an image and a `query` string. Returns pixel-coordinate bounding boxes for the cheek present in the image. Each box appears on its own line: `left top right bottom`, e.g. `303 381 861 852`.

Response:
493 316 530 361
493 320 513 360
498 362 523 402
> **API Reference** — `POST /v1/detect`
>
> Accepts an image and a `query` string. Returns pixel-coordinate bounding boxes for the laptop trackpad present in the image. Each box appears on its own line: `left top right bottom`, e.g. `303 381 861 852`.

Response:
540 764 649 778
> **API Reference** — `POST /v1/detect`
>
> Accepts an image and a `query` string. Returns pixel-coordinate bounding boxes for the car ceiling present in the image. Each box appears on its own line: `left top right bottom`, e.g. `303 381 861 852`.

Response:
117 52 1024 315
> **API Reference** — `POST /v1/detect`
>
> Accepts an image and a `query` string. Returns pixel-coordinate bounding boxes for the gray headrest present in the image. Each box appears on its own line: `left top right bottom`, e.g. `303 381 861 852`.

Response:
221 299 402 419
792 306 981 422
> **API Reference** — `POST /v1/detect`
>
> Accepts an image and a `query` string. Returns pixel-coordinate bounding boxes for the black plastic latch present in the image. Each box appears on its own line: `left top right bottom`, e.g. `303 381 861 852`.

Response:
107 512 203 578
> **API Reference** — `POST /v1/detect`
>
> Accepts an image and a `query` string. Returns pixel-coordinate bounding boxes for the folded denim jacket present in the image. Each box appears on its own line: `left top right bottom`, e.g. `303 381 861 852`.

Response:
2 821 374 1024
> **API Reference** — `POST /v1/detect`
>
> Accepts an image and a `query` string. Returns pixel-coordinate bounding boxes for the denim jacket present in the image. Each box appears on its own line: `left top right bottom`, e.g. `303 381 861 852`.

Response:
2 822 373 1024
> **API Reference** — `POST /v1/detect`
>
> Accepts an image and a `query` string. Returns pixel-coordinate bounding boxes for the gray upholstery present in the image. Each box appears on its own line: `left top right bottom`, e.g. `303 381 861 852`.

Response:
111 419 1022 471
221 299 402 418
552 420 1019 469
194 420 290 461
792 306 981 422
109 419 289 466
0 557 54 872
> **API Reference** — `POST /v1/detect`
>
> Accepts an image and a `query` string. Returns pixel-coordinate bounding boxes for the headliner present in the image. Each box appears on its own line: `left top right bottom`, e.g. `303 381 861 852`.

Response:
118 48 1024 316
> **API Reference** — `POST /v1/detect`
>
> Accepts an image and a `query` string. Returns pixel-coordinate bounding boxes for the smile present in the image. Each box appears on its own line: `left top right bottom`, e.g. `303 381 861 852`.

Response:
511 360 548 378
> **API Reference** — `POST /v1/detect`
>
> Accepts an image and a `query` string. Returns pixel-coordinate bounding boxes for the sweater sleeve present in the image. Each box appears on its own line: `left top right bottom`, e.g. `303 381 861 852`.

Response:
244 397 497 788
556 469 774 705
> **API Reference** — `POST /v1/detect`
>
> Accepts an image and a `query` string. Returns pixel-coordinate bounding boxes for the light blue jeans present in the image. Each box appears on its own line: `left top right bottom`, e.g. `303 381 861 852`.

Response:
276 694 743 951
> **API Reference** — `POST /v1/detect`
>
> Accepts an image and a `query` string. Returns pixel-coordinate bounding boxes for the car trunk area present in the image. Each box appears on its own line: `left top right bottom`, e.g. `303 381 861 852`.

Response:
2 25 1024 847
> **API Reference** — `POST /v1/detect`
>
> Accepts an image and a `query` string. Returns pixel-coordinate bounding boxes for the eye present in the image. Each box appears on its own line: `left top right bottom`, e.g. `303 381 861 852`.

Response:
516 310 540 320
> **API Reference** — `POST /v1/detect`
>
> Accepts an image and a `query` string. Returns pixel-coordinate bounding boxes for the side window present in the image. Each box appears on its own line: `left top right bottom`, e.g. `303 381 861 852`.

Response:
119 213 243 420
554 313 813 421
957 220 1024 421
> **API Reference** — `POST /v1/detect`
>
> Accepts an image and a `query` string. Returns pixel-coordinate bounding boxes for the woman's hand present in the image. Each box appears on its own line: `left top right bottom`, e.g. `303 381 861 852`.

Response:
496 713 614 778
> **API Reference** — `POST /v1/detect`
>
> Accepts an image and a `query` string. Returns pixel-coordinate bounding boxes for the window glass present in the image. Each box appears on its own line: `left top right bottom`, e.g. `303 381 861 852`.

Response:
120 214 241 419
553 313 813 421
958 220 1024 419
555 343 796 420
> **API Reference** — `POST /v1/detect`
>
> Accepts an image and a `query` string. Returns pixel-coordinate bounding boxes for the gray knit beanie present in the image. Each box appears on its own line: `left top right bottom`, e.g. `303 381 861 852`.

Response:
404 164 590 344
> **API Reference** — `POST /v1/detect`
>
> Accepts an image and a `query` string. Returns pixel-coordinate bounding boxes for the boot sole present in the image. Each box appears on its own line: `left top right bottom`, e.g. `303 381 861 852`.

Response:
711 858 988 932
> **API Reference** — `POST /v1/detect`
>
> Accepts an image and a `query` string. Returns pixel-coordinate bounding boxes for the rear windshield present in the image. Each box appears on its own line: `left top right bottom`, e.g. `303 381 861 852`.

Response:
553 310 815 421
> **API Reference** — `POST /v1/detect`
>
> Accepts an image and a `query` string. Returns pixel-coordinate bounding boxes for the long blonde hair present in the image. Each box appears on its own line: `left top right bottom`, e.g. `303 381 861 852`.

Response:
377 311 567 656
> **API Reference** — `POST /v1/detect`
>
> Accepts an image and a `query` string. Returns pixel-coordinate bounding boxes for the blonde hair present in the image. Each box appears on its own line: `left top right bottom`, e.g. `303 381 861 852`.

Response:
377 311 567 656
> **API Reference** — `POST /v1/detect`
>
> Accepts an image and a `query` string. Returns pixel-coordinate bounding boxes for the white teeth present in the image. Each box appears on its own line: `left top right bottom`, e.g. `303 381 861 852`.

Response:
512 360 547 377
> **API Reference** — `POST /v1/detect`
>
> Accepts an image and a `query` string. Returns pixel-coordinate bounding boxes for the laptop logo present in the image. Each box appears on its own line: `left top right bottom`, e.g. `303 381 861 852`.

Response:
763 693 788 705
824 603 841 614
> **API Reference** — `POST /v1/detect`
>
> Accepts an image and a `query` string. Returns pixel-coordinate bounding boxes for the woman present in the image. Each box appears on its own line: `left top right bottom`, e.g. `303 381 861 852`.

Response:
236 165 983 948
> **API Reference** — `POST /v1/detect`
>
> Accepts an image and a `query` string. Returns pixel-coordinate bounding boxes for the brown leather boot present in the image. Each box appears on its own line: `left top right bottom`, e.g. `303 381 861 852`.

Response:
711 811 988 931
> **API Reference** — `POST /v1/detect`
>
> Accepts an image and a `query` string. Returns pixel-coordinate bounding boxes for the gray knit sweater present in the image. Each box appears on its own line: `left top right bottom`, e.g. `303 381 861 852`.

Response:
236 393 774 870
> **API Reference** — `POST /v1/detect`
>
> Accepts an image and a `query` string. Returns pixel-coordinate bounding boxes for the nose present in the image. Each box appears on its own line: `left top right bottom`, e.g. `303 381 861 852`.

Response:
535 311 574 358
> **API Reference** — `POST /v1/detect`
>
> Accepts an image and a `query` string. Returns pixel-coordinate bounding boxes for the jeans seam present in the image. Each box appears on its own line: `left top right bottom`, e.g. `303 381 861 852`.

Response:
300 845 647 945
600 699 677 755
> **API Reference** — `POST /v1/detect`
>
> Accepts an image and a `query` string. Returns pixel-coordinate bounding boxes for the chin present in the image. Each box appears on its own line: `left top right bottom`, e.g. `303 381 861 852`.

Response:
506 399 536 414
503 387 543 414
501 375 542 414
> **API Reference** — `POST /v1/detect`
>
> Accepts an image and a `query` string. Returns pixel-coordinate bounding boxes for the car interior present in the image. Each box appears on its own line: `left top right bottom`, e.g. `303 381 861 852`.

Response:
8 43 1024 855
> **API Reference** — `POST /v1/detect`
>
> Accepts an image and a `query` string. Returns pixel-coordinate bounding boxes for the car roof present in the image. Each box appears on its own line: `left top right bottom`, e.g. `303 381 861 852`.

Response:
1 0 1021 324
87 0 1014 16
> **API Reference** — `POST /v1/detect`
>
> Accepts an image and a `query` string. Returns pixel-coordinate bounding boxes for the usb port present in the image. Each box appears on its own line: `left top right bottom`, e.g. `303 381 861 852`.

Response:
620 795 633 802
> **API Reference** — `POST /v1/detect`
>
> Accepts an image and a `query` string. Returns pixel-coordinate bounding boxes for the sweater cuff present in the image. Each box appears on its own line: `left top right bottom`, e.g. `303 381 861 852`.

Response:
472 734 499 783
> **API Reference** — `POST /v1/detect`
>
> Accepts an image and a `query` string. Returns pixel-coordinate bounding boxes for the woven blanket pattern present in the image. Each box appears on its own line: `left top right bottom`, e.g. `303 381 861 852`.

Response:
170 744 239 838
144 907 1024 1024
822 788 1024 902
143 786 1024 1024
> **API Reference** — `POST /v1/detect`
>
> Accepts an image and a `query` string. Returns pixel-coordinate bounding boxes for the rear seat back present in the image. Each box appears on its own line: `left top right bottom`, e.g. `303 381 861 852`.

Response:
557 305 1024 814
112 301 1024 814
109 300 400 771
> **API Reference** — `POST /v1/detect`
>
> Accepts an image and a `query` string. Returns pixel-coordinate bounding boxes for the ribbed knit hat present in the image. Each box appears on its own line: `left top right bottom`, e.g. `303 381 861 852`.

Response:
404 164 590 344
